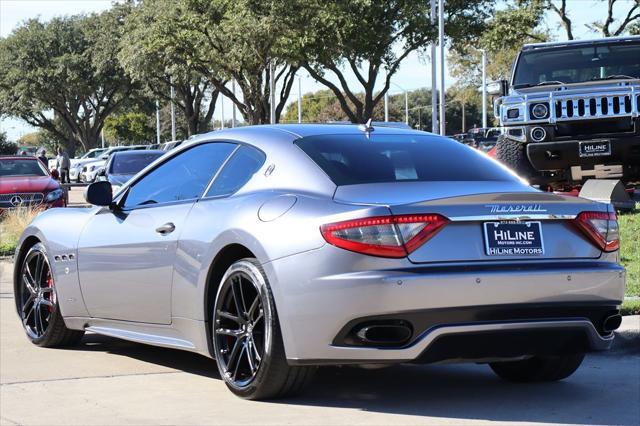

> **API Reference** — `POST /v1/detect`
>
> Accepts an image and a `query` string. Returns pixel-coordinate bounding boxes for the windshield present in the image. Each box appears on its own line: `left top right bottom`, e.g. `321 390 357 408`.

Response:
82 149 105 159
295 134 517 186
0 158 48 177
513 41 640 88
110 153 163 175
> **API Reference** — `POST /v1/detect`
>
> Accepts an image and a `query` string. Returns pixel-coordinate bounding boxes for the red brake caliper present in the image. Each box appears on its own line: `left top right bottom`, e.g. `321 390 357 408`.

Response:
46 273 54 313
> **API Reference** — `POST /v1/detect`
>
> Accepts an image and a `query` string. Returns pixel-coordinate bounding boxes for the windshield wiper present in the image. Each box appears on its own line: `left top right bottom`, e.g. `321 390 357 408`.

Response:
513 80 566 89
591 74 638 81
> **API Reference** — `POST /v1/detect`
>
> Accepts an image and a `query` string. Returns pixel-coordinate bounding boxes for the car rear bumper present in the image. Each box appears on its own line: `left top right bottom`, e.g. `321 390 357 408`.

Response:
526 135 640 180
266 246 625 364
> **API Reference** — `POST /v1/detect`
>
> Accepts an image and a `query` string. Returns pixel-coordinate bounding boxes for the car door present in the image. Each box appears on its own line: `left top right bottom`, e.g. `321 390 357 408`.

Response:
77 142 237 324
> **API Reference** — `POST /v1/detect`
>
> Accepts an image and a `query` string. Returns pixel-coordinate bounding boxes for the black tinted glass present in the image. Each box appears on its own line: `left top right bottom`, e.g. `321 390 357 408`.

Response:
110 153 163 175
206 145 265 197
295 134 517 185
513 41 640 87
124 143 235 208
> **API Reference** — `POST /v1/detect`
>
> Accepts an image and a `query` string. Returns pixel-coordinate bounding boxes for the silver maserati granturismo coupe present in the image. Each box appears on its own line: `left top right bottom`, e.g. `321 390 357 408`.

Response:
13 124 625 399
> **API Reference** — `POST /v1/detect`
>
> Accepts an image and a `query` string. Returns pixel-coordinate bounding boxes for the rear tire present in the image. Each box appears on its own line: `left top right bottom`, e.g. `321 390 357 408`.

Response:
16 243 84 347
490 353 585 382
496 135 539 182
211 258 315 400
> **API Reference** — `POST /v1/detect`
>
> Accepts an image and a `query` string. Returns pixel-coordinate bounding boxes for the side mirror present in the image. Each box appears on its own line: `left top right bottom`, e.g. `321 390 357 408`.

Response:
487 80 509 97
96 168 106 177
84 181 112 206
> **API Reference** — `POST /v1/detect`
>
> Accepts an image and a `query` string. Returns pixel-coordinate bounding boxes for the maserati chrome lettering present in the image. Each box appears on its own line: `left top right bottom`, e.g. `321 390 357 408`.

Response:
485 204 547 214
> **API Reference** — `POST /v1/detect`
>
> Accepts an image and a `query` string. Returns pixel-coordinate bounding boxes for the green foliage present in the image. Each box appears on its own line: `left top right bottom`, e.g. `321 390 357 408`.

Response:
450 1 549 87
119 2 219 136
296 0 494 123
281 88 483 134
621 299 640 316
16 132 47 147
123 0 300 125
0 6 138 152
104 111 155 145
0 131 17 155
619 208 639 297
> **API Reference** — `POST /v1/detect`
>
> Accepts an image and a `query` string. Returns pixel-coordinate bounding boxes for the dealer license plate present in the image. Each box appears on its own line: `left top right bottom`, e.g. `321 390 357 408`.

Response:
483 222 544 256
579 140 611 158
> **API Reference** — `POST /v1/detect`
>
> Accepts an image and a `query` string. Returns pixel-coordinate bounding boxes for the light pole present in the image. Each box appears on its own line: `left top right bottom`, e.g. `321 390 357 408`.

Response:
297 75 302 124
390 82 409 125
170 83 176 141
470 47 488 128
481 49 487 128
155 100 161 144
231 80 237 128
438 0 445 135
430 0 438 133
269 62 276 124
220 91 225 130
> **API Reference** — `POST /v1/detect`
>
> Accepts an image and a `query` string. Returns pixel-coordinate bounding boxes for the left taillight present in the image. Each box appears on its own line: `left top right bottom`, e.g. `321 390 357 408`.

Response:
573 211 619 252
320 214 449 258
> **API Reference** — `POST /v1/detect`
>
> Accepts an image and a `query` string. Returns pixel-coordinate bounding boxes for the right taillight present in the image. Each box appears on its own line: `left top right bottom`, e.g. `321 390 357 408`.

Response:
573 211 619 252
320 214 449 258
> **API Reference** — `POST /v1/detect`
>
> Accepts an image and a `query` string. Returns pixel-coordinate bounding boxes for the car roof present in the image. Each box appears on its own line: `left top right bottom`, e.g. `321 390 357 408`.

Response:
112 149 164 157
181 123 447 157
195 123 434 142
0 155 40 160
523 35 640 51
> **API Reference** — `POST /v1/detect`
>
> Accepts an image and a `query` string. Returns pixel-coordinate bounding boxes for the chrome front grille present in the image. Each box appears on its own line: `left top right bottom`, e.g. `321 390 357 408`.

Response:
553 94 638 120
0 193 44 208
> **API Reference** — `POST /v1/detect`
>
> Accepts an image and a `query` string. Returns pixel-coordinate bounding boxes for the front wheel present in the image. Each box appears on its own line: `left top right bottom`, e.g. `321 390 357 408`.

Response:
211 258 315 400
495 135 539 182
16 243 84 347
490 353 585 382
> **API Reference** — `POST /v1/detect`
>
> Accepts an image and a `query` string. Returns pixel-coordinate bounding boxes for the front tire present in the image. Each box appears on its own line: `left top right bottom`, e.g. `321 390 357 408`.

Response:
496 135 539 182
211 258 314 400
16 243 84 347
490 353 585 382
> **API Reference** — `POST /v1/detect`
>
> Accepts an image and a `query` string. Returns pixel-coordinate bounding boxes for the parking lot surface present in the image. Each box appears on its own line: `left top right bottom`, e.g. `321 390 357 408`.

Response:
1 260 638 425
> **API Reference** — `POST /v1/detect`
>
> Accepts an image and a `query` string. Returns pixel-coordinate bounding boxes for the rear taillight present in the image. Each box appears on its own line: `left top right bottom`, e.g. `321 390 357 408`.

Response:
573 211 619 252
320 214 449 258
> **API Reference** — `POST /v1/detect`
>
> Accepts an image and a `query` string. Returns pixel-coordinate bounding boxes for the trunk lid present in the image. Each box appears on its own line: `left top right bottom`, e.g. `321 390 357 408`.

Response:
334 182 606 263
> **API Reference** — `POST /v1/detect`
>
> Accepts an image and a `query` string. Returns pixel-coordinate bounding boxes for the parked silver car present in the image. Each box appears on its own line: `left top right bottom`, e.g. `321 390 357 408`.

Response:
13 124 625 400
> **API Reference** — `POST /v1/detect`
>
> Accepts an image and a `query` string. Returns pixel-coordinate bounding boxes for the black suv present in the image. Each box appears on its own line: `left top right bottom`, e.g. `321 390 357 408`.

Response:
493 36 640 188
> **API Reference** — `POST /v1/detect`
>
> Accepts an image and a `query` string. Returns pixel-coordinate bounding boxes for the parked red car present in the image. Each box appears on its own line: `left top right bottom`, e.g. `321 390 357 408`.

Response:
0 156 66 213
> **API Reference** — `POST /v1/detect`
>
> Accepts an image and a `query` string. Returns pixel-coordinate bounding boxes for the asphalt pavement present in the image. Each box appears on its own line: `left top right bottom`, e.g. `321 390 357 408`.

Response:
0 259 639 425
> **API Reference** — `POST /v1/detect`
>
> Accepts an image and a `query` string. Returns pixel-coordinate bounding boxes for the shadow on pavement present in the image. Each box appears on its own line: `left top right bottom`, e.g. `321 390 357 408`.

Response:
63 333 638 425
71 333 220 379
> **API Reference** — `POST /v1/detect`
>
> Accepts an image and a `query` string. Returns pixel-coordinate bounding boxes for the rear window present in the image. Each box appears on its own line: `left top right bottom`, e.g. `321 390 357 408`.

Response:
295 134 517 185
110 153 163 175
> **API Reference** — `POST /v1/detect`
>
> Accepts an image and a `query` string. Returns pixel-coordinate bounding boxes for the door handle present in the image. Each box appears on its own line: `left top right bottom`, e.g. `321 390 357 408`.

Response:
155 222 175 235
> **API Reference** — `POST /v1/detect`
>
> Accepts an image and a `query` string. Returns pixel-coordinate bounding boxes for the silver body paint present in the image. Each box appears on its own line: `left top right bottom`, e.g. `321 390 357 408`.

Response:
14 125 625 363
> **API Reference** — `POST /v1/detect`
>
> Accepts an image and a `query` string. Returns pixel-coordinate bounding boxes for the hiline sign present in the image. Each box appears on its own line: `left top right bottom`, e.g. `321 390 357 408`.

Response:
485 204 547 214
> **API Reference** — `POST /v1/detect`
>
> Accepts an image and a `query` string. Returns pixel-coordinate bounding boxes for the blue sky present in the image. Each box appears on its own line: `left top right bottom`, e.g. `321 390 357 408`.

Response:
0 0 635 140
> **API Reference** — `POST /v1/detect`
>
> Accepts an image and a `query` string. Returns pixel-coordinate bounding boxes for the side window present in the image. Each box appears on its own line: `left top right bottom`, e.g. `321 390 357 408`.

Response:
123 143 236 208
205 145 265 197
